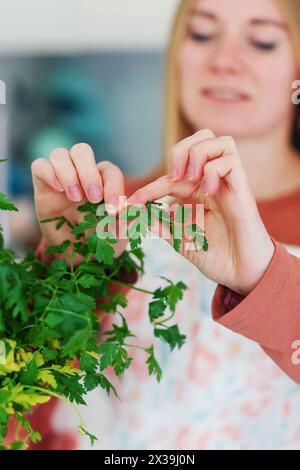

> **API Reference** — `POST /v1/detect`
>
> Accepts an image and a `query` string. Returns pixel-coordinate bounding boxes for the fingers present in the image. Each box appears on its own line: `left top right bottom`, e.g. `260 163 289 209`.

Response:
50 145 125 210
32 144 127 212
70 143 103 203
169 131 245 197
127 175 196 206
50 144 105 204
203 152 245 196
49 147 84 202
31 158 65 193
170 128 215 181
97 161 126 215
186 135 237 183
128 133 242 205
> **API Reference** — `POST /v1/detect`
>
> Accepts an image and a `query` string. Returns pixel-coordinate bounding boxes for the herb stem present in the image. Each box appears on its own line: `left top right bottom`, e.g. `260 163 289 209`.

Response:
22 385 85 430
105 277 153 295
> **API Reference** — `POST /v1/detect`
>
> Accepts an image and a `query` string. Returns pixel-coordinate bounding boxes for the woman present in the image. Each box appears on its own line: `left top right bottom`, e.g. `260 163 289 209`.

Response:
30 0 300 449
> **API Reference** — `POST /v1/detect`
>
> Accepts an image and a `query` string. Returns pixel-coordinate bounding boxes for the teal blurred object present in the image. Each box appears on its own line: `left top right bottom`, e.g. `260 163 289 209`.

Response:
27 66 112 162
28 127 76 161
41 67 112 141
6 52 163 197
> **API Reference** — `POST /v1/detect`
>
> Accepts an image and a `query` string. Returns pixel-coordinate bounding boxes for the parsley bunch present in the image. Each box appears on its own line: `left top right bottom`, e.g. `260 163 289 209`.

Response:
0 160 208 449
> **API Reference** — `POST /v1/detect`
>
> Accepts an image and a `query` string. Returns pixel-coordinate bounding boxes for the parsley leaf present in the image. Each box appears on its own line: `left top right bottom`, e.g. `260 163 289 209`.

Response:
0 192 18 212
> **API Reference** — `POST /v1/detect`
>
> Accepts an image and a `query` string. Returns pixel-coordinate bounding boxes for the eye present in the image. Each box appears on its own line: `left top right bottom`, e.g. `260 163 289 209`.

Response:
189 32 213 42
252 41 278 51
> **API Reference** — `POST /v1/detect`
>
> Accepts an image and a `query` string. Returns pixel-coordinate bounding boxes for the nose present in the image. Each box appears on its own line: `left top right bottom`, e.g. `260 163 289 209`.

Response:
209 36 244 76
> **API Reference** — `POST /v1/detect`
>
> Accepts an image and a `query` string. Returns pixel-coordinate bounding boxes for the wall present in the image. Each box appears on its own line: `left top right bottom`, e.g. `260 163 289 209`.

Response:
0 0 179 54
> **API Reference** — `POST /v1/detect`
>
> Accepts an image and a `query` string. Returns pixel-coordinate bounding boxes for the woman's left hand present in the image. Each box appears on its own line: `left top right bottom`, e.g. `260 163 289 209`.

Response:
126 129 275 296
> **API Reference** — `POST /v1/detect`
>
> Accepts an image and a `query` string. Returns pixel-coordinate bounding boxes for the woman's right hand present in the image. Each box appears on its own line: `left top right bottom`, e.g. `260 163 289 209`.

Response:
126 129 275 297
31 143 129 262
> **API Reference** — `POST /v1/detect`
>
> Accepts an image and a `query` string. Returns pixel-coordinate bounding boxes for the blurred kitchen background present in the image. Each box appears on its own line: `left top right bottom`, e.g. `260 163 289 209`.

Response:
0 0 179 251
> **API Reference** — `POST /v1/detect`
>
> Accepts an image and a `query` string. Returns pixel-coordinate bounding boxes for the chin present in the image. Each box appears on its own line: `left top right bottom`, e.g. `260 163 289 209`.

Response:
190 116 262 139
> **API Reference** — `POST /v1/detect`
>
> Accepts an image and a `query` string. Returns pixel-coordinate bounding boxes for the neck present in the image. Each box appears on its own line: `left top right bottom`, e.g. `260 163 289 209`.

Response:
235 122 300 200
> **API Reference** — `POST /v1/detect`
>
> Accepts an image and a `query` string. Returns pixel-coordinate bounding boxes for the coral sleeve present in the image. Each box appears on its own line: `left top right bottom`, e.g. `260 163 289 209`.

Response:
211 236 300 384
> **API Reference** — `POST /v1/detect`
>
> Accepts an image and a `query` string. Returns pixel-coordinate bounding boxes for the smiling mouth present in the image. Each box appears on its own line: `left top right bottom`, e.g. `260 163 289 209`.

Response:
202 88 250 103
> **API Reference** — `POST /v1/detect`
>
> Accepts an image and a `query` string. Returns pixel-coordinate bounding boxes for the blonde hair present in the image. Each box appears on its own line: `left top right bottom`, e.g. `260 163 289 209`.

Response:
152 0 300 178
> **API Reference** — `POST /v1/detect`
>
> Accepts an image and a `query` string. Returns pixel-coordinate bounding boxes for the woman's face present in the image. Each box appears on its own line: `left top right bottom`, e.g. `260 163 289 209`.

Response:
178 0 298 138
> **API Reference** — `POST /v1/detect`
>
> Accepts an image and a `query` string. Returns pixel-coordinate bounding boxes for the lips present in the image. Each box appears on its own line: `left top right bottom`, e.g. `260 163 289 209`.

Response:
202 87 250 103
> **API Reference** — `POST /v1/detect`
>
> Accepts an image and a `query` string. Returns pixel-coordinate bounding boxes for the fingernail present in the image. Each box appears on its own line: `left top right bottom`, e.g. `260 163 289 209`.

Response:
68 184 83 202
106 196 119 214
88 184 102 202
54 178 64 192
171 167 179 181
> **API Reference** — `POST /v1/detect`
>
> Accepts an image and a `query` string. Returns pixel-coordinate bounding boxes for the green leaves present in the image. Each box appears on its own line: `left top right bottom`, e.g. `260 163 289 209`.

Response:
157 278 188 313
185 223 208 252
39 215 74 231
120 203 152 250
95 238 115 265
103 317 134 343
148 279 187 322
98 343 133 377
77 274 101 288
0 264 28 321
56 374 86 405
61 329 90 358
19 358 39 386
38 369 57 389
79 426 97 446
0 193 18 212
80 353 98 374
148 279 187 352
0 170 208 449
98 374 118 397
148 202 209 254
154 325 186 351
0 160 18 212
149 299 165 321
85 232 116 266
145 345 162 383
45 240 71 255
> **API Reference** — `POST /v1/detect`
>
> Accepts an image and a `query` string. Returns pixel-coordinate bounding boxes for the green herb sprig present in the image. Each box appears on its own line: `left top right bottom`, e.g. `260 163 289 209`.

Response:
0 160 208 449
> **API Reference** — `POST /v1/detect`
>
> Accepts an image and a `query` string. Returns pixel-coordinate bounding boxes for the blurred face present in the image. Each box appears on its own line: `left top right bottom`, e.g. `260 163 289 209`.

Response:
177 0 298 138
